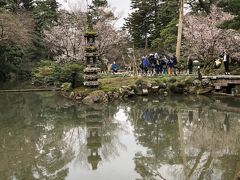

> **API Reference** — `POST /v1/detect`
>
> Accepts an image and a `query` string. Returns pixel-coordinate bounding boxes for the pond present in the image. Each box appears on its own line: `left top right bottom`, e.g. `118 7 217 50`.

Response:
0 93 240 180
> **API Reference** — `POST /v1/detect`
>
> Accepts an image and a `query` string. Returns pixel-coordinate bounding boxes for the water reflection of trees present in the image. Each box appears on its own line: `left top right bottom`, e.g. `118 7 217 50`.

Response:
0 93 127 179
123 96 240 180
1 93 240 179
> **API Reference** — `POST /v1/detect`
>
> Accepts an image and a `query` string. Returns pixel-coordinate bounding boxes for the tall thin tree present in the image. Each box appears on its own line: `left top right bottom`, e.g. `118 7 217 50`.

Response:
176 0 184 61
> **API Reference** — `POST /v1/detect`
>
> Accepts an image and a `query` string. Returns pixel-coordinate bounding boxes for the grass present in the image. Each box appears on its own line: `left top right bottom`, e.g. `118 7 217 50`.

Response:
71 74 195 94
99 76 139 92
98 75 194 92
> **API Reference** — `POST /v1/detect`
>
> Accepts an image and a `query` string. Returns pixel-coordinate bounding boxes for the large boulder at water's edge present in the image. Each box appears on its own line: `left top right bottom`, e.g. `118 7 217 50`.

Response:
197 87 214 94
82 90 108 104
201 78 212 87
120 86 135 97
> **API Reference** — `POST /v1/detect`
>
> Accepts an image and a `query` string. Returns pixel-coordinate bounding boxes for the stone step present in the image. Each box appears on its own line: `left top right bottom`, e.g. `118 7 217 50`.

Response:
84 67 101 73
84 81 99 87
84 74 100 80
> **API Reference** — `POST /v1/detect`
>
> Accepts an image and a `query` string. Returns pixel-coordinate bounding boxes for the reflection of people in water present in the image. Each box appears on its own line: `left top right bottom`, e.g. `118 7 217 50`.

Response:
188 111 193 124
169 109 178 123
198 107 202 121
223 113 230 132
143 109 152 124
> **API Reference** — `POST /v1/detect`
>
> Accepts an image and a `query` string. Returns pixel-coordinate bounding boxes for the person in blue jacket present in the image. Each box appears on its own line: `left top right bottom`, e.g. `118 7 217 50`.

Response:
111 61 119 74
142 56 149 75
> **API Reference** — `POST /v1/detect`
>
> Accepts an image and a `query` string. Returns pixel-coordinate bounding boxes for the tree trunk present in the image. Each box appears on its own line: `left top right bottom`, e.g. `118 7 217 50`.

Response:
145 32 148 50
176 0 184 61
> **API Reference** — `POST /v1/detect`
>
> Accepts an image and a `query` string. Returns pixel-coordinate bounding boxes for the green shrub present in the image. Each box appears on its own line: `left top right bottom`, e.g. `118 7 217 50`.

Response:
33 60 84 87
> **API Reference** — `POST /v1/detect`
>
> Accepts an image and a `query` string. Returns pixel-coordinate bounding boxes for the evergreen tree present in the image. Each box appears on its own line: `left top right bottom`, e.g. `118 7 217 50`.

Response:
218 0 240 30
32 0 59 33
0 0 59 81
92 0 108 7
22 0 33 9
124 0 178 51
153 0 178 52
124 0 159 48
0 0 17 11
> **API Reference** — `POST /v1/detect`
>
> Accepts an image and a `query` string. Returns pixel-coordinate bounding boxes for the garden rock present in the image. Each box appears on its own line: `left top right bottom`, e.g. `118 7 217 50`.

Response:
82 90 108 104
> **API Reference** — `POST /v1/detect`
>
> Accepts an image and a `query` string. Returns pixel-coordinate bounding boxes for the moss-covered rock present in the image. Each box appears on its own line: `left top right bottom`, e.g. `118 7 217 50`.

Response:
201 78 212 87
119 86 135 97
135 79 148 89
61 82 72 91
131 85 143 95
82 90 108 104
193 79 202 87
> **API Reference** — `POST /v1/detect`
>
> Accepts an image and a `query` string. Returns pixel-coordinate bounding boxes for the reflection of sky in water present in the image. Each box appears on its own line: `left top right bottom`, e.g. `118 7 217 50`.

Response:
65 107 144 180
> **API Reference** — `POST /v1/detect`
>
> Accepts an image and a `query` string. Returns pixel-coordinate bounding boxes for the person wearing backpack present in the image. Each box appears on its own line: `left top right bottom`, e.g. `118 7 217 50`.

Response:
142 56 149 75
167 57 174 75
161 56 167 75
172 55 178 76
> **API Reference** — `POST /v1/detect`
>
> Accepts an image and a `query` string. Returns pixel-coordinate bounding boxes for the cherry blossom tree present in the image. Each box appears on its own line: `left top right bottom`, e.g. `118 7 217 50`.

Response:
44 7 124 65
44 10 86 62
0 11 33 46
183 6 240 70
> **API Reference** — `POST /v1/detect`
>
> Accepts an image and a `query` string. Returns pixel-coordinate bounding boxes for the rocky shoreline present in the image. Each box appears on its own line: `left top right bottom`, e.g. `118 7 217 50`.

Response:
62 77 220 105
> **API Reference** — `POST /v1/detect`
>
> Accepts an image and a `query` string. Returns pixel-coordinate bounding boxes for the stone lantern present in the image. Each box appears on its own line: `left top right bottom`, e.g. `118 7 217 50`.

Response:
83 12 100 88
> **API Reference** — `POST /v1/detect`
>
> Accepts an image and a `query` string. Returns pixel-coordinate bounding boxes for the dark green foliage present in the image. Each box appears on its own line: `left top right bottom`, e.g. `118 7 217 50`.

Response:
0 0 17 11
152 18 178 52
33 60 84 86
218 0 240 30
0 0 59 82
124 0 178 51
186 0 218 14
124 0 157 48
0 43 24 65
21 0 34 10
32 0 59 33
92 0 108 7
0 43 26 81
88 0 114 24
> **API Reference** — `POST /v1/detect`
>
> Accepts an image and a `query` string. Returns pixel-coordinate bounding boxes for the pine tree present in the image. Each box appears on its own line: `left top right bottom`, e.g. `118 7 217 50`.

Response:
153 0 179 52
124 0 179 51
218 0 240 30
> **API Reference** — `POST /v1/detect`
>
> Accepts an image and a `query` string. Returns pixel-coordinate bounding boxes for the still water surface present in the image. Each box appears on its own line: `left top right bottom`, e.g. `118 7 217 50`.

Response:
0 93 240 180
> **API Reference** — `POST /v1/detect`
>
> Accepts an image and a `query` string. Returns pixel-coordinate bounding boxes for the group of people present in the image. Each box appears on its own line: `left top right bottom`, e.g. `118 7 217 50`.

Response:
140 53 178 76
109 49 231 75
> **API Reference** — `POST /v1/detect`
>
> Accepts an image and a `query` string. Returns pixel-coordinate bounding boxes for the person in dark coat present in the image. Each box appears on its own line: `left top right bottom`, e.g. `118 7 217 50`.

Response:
161 56 168 75
223 50 230 75
172 55 178 76
167 57 174 75
187 55 193 74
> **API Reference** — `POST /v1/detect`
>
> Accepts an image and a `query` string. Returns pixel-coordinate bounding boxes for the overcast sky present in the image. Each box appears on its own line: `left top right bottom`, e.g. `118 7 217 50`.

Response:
57 0 131 28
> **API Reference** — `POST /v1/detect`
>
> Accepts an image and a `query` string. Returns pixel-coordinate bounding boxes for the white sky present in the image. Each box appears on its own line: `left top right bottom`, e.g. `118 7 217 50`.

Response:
57 0 131 28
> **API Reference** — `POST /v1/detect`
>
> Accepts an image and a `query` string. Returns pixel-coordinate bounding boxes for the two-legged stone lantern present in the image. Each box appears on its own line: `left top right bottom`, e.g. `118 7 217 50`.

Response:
83 13 100 88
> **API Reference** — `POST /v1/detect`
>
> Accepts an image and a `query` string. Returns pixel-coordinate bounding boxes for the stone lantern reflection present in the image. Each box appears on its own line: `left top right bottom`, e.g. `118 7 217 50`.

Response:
85 106 103 170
